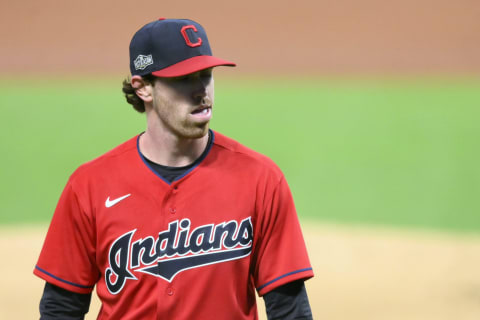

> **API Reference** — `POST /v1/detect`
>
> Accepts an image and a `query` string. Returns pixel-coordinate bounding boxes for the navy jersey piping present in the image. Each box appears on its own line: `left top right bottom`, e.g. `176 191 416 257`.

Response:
257 267 313 291
136 130 215 185
35 265 94 289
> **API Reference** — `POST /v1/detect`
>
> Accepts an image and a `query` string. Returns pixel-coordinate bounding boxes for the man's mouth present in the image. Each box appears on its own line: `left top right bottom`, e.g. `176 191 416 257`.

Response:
191 106 211 115
189 106 212 121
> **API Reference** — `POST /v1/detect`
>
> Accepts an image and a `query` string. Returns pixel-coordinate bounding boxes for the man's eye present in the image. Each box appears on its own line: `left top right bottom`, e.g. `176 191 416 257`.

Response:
201 73 212 80
170 76 189 82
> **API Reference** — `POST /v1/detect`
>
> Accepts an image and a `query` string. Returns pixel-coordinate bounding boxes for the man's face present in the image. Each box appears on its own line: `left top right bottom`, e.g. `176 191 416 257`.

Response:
150 68 214 139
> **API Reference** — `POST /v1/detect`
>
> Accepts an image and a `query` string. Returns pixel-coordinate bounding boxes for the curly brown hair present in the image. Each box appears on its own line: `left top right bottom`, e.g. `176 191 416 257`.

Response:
122 74 156 113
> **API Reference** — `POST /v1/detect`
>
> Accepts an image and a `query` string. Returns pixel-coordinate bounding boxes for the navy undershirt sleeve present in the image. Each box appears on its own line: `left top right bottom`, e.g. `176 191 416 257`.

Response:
40 280 312 319
40 282 91 319
263 280 313 320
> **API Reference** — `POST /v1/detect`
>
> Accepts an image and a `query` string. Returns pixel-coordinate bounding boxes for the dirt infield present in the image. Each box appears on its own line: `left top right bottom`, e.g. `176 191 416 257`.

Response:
1 0 480 75
2 223 480 319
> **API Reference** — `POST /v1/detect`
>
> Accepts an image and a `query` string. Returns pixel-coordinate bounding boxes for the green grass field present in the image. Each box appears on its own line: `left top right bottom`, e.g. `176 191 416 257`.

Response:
1 76 479 233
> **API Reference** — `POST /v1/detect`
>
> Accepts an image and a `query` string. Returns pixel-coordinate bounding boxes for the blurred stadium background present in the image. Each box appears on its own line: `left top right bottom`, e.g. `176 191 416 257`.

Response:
1 0 479 319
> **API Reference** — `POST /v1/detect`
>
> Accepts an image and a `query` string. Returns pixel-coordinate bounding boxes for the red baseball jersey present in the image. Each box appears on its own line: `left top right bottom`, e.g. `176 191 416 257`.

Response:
34 131 313 319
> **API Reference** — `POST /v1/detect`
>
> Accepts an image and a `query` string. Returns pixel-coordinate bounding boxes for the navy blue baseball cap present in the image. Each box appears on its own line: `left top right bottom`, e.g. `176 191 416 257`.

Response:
129 18 236 77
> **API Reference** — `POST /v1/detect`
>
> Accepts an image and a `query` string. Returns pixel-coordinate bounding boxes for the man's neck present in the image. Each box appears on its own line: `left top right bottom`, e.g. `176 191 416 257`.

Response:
139 128 209 167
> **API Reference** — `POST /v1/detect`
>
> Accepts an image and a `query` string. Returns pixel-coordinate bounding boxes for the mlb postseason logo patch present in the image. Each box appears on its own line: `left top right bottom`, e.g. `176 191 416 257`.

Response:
134 54 153 70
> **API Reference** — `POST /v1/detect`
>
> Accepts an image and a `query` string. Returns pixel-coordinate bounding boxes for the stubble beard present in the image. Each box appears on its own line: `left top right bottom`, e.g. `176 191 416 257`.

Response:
153 97 210 140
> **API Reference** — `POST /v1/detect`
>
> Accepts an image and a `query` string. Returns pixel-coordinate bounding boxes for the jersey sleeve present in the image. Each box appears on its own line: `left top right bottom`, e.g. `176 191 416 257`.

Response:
34 178 99 294
253 175 314 296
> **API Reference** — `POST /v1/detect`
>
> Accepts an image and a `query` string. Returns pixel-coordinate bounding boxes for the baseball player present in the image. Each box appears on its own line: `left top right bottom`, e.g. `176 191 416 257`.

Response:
35 18 313 319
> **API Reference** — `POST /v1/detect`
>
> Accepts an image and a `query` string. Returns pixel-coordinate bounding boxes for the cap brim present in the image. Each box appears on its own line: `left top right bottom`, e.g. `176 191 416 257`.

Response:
151 55 236 77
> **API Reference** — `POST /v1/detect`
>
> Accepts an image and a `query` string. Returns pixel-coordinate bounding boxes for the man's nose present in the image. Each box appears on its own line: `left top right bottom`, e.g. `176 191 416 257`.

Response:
192 78 209 101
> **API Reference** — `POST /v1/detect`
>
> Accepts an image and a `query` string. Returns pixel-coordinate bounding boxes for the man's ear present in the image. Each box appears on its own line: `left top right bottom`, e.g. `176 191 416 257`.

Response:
131 75 153 103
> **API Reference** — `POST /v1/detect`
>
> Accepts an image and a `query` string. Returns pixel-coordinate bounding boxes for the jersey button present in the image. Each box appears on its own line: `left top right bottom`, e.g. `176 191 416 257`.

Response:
169 207 176 214
166 286 174 296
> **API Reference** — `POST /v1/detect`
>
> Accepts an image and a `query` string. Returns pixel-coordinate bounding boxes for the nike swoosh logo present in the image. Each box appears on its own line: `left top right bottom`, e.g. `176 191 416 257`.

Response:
105 194 131 208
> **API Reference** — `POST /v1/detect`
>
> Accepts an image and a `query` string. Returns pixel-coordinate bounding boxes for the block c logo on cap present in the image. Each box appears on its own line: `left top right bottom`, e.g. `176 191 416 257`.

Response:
181 25 203 48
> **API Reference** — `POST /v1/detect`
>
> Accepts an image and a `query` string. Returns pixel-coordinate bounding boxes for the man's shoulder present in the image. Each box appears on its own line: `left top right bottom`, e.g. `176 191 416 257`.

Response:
70 135 139 180
212 131 283 177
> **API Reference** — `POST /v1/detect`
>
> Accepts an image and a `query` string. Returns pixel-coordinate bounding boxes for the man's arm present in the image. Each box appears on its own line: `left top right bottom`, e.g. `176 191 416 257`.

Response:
263 280 313 320
40 282 92 320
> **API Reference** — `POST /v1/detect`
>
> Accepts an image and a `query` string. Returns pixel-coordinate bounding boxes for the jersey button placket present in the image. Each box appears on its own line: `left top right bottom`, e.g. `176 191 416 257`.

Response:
168 185 178 215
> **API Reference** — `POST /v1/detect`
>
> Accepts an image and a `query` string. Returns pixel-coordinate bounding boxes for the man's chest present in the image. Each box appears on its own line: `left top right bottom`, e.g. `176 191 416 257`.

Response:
91 176 257 295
